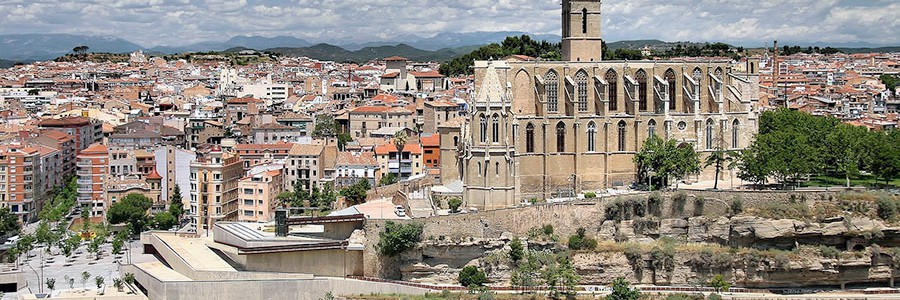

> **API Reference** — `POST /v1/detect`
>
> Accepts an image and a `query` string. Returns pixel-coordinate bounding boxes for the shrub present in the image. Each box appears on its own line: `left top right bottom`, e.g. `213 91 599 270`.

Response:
754 202 810 220
568 227 597 250
647 192 664 217
707 293 723 300
542 224 554 236
608 277 641 300
584 192 597 199
729 198 744 216
377 221 423 256
708 274 731 293
508 237 524 264
665 294 703 300
876 196 898 221
818 245 841 259
650 245 676 279
448 197 463 213
458 265 487 288
693 196 706 217
672 192 688 216
624 244 645 278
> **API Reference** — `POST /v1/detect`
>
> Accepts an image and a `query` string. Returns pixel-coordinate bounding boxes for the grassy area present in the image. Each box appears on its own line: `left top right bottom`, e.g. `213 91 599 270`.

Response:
804 174 900 188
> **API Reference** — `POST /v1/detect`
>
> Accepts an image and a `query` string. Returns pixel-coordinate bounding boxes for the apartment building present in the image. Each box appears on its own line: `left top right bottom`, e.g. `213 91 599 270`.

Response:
237 169 283 223
374 143 424 181
0 146 42 223
76 143 109 217
38 116 102 154
189 147 243 231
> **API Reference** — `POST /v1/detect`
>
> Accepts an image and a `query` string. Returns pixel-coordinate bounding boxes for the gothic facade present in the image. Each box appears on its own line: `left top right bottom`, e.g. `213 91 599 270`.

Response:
461 0 761 209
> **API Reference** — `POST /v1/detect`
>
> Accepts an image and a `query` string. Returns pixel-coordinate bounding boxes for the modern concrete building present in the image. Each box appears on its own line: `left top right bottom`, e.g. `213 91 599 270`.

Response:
37 116 102 154
76 143 109 217
0 145 42 223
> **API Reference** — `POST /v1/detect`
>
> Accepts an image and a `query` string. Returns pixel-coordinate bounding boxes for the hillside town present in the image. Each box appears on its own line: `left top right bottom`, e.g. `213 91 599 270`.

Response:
0 1 899 300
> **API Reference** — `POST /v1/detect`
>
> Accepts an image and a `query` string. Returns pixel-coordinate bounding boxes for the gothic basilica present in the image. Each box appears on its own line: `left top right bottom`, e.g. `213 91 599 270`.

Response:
461 0 761 209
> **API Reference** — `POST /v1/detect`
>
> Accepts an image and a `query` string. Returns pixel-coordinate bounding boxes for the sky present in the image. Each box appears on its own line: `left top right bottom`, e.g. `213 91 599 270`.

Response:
0 0 897 47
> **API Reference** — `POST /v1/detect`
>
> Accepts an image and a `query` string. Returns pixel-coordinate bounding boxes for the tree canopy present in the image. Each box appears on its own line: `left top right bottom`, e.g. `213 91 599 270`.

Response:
107 193 153 233
340 179 371 206
634 135 701 189
439 35 561 76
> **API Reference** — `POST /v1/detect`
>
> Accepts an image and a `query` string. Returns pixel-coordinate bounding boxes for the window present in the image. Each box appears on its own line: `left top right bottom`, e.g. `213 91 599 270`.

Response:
617 121 627 151
575 70 588 112
706 119 715 149
732 119 741 148
492 114 500 143
244 199 254 206
587 122 597 152
525 123 535 153
606 70 618 111
479 114 487 143
665 69 676 110
648 119 656 138
477 162 482 177
581 8 588 34
495 162 500 176
636 69 648 111
243 188 254 195
556 122 566 152
546 71 559 112
693 68 703 83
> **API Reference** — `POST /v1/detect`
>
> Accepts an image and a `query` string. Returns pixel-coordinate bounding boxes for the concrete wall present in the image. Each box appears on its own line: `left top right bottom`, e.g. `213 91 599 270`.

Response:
120 264 427 300
243 249 363 277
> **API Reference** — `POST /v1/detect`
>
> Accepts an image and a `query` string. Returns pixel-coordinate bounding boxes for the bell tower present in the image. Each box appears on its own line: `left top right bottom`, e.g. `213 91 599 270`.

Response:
561 0 603 62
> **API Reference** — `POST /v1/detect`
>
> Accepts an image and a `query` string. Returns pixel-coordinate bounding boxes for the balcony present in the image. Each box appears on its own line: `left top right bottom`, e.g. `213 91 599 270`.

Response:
76 162 92 168
76 196 92 203
76 170 91 176
77 179 92 185
77 188 92 194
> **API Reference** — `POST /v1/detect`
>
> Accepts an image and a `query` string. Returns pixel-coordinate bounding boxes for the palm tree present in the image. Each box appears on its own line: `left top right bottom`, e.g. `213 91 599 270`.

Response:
704 144 738 190
393 130 408 179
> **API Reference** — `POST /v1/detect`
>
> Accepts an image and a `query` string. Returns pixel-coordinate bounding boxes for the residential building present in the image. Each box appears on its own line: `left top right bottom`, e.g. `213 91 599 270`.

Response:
374 143 424 181
76 143 109 217
286 144 325 191
0 146 42 223
334 151 378 188
190 147 243 231
38 116 102 154
237 169 284 222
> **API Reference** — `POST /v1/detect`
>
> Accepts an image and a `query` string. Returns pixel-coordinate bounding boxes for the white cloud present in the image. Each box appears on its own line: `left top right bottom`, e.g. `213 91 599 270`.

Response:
0 0 895 47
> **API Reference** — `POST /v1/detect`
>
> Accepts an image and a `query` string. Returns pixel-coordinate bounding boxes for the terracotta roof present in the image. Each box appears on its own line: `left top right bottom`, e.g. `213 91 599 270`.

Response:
226 97 265 105
81 143 108 155
39 129 74 142
409 71 443 78
374 143 423 155
335 151 377 166
381 72 400 79
384 56 409 61
438 117 466 129
289 143 324 156
351 106 390 114
235 141 294 151
146 168 162 180
420 134 440 147
38 116 92 127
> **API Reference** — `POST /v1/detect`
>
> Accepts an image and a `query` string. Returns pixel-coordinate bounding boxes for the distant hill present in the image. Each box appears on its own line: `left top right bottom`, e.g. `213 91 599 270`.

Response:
0 59 17 69
151 35 312 53
836 47 900 54
0 34 143 61
266 43 471 63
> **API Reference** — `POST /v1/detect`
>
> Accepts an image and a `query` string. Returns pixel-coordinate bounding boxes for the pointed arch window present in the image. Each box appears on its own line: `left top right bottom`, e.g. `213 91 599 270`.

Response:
582 8 588 34
546 71 559 113
587 121 597 152
491 114 499 143
617 121 627 152
715 67 723 79
556 122 566 153
706 119 715 149
692 68 703 83
606 70 618 111
479 114 487 143
575 70 589 112
665 69 676 110
636 69 648 111
732 119 740 149
525 123 535 153
648 119 657 138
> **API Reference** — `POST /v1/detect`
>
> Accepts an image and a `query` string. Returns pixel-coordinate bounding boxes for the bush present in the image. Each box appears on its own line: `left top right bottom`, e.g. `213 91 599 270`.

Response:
650 245 676 279
647 192 664 217
606 197 649 221
708 274 731 293
458 265 487 288
508 237 524 264
672 192 688 216
693 196 706 216
568 227 597 250
448 197 463 213
665 294 703 300
624 244 645 278
729 198 744 216
818 245 841 259
542 224 554 236
754 202 810 220
608 277 641 300
584 192 597 199
876 196 898 221
707 294 723 300
377 221 423 256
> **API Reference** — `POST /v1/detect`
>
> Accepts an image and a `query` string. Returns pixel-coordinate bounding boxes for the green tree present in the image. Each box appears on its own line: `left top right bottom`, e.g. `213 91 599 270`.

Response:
824 124 868 187
439 35 561 76
169 185 184 221
708 274 731 293
634 135 700 189
704 145 739 190
275 191 295 208
313 114 338 137
379 173 399 187
81 271 91 290
319 183 338 210
340 179 371 205
458 265 487 289
448 197 463 213
867 130 900 186
153 212 177 231
607 277 641 300
45 278 55 294
0 207 21 237
881 74 899 94
377 221 423 256
107 194 152 233
508 237 524 265
95 276 105 290
59 234 81 258
393 130 408 179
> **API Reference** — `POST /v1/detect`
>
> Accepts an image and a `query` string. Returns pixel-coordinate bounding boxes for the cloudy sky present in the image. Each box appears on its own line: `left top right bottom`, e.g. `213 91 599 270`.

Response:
1 0 897 47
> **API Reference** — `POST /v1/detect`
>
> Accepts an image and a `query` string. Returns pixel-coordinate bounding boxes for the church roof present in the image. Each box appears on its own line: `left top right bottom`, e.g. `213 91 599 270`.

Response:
475 61 506 104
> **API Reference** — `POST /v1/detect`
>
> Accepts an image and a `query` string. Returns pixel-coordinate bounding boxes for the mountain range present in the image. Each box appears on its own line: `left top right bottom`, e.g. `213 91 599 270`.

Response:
0 32 561 62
